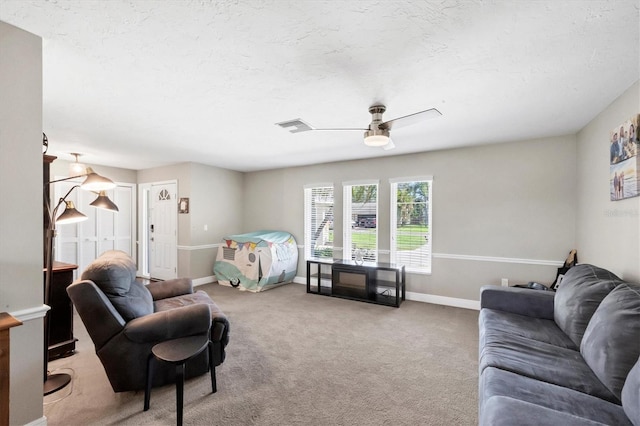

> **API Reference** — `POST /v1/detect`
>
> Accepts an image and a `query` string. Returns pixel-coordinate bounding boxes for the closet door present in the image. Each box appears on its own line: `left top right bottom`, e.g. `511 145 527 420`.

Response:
55 182 135 277
113 185 133 253
78 188 98 275
97 190 116 255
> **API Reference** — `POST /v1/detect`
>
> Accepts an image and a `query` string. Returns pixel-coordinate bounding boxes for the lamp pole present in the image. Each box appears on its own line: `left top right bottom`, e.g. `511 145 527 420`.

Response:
43 170 118 395
43 184 83 395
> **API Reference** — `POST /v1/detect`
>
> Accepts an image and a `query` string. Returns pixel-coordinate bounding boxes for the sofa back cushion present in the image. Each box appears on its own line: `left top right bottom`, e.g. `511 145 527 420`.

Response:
82 250 153 321
106 280 154 321
82 250 137 295
581 282 640 401
554 264 622 347
622 356 640 426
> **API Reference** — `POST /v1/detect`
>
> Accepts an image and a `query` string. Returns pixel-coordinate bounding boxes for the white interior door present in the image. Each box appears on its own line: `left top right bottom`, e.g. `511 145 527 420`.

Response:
55 180 135 278
149 182 177 280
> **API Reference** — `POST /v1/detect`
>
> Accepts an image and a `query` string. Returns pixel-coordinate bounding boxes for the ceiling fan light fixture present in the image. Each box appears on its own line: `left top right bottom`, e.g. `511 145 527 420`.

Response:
364 129 390 147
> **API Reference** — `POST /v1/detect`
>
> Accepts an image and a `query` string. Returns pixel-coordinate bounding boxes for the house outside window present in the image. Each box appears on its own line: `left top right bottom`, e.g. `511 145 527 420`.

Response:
304 184 334 259
343 181 378 262
390 177 432 273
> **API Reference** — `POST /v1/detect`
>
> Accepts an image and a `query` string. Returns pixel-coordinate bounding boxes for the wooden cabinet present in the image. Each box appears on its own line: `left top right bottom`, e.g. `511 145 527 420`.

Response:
44 262 78 360
0 313 22 425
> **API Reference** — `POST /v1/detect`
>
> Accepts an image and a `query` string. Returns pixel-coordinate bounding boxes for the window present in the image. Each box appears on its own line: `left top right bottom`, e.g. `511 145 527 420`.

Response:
343 181 378 262
390 177 432 273
304 184 334 259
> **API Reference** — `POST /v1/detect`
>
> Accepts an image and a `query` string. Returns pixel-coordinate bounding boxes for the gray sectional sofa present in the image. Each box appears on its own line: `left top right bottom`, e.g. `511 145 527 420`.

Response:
479 264 640 425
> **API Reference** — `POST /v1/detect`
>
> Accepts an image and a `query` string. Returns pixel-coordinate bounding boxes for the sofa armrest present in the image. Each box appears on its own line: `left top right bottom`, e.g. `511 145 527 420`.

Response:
480 285 555 319
145 277 193 301
123 303 211 343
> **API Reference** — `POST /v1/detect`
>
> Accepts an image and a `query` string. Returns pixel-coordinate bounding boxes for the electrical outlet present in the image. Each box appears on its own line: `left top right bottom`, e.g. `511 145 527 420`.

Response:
204 224 208 231
501 278 509 287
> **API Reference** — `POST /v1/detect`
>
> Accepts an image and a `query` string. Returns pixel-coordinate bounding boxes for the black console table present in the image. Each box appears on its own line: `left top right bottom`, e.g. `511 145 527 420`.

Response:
306 259 405 307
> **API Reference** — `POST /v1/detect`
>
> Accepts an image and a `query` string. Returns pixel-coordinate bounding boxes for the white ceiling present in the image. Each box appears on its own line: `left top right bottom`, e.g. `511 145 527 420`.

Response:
1 0 638 172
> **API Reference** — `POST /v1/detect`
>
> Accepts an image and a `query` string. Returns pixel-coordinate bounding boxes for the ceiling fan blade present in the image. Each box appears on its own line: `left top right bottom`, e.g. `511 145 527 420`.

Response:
312 128 367 132
276 119 366 133
382 138 395 151
380 108 442 130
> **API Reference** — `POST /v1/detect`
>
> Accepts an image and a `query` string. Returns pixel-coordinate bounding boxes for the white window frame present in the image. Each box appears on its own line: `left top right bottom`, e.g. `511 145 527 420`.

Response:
343 180 379 262
390 176 433 274
303 183 334 260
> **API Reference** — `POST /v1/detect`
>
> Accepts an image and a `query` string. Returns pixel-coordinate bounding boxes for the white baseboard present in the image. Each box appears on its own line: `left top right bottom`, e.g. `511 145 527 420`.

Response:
193 275 217 287
25 416 47 426
405 291 480 310
292 276 479 310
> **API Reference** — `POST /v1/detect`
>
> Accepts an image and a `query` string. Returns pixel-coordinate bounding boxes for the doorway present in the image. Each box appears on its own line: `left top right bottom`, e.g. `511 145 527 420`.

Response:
139 181 178 280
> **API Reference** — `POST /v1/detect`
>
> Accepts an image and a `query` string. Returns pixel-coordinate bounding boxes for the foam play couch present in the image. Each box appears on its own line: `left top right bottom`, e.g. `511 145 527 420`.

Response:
478 264 640 425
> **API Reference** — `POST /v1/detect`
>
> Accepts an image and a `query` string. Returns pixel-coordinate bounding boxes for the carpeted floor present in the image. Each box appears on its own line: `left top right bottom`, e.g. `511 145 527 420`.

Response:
44 283 479 425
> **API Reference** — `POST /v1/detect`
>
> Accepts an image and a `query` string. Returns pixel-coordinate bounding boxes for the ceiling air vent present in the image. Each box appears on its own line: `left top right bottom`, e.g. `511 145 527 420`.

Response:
275 119 314 133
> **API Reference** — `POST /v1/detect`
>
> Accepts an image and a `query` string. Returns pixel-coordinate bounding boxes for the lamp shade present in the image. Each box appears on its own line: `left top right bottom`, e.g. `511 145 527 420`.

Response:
81 167 116 191
56 201 88 225
90 191 119 212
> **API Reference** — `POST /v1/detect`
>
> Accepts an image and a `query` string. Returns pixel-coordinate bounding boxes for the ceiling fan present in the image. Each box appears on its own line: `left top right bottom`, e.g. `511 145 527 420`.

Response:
276 105 442 150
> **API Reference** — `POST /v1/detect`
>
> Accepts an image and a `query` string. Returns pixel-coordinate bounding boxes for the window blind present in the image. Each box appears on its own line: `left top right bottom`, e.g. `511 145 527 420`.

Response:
390 179 432 273
304 185 334 259
343 182 378 262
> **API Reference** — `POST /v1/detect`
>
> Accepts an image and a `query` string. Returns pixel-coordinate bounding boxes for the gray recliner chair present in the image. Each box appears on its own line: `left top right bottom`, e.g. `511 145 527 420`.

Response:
67 250 229 392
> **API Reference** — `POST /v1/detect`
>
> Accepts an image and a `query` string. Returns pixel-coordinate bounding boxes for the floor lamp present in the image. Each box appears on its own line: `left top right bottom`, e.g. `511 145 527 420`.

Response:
44 168 119 395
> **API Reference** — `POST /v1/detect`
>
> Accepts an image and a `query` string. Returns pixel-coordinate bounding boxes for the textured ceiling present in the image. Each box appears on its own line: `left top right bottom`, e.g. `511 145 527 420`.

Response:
1 0 638 172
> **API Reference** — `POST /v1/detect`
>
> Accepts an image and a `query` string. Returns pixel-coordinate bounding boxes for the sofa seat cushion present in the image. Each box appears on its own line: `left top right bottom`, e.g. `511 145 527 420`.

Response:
480 308 577 350
154 290 215 311
155 290 230 343
581 282 640 401
480 331 617 402
554 264 622 348
482 395 623 426
480 367 632 425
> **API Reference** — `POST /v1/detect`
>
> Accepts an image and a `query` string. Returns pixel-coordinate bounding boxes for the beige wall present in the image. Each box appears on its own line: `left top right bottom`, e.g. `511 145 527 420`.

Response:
243 135 578 302
576 80 640 282
188 163 244 278
0 21 45 426
38 87 640 306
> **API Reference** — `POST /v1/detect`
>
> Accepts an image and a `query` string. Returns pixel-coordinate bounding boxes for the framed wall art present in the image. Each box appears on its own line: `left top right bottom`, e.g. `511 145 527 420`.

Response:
609 114 640 201
178 197 189 214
